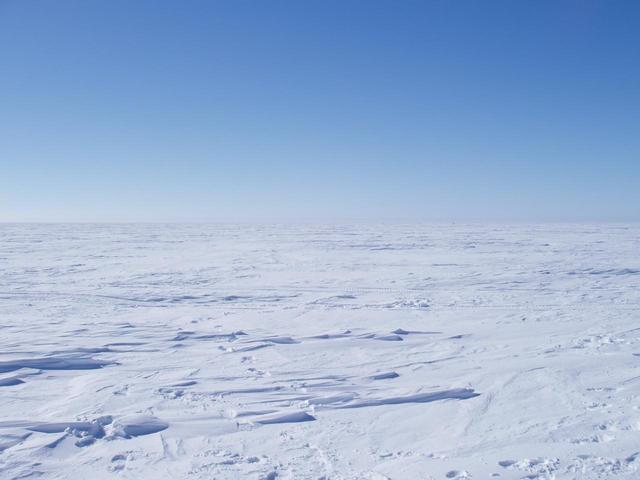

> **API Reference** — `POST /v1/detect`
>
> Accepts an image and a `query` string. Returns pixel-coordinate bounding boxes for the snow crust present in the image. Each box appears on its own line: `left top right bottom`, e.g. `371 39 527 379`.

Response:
1 223 639 479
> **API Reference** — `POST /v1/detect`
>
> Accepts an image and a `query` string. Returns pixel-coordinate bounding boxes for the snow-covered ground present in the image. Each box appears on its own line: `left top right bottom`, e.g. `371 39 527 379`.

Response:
1 223 639 479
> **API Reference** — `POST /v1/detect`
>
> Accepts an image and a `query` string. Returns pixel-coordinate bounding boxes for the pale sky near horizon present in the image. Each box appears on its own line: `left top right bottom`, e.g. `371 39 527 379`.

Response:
1 0 639 222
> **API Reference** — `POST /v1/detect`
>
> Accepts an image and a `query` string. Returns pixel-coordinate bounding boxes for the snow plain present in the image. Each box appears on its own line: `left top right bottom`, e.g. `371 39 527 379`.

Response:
1 223 640 479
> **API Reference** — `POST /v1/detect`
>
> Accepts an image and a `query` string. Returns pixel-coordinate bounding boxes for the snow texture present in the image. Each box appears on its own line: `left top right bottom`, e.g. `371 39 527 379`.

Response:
1 223 639 479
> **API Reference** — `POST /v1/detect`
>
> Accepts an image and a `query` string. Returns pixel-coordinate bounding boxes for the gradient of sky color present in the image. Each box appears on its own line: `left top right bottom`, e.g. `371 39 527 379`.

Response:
1 0 639 222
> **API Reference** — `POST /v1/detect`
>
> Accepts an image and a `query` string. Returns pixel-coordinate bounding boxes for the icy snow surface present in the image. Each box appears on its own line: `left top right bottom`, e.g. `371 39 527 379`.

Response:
1 223 640 479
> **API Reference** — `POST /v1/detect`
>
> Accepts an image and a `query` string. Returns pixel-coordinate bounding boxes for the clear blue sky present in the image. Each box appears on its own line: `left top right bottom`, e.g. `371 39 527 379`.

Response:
1 0 639 222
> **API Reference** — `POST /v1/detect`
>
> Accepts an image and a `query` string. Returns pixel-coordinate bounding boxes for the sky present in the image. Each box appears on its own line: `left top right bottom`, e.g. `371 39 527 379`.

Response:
1 0 639 222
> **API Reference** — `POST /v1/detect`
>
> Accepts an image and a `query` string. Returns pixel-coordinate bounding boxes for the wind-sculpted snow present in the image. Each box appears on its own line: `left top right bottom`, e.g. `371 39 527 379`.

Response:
112 415 169 437
335 388 480 409
250 411 316 425
1 223 640 479
0 356 115 374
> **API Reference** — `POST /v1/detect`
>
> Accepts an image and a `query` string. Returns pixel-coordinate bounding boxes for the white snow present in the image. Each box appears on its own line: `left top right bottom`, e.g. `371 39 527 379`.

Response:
1 223 639 479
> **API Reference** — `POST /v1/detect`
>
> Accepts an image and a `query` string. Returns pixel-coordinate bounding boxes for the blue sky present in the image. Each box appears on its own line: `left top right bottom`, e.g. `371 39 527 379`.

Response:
1 0 639 222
